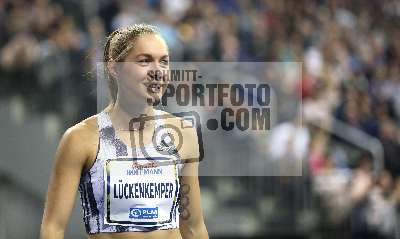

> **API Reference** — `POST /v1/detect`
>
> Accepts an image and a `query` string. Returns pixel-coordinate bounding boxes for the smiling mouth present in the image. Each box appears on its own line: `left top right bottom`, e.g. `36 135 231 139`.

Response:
146 83 162 93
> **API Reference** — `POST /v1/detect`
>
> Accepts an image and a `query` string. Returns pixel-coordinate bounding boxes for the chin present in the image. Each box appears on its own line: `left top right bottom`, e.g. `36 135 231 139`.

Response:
147 94 161 102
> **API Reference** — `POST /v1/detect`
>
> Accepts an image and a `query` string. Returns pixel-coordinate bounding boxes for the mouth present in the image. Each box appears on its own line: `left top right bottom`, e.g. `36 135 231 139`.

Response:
145 82 162 94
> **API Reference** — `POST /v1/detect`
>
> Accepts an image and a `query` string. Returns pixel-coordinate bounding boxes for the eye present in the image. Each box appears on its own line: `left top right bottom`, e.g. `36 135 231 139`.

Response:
160 59 169 67
137 58 151 66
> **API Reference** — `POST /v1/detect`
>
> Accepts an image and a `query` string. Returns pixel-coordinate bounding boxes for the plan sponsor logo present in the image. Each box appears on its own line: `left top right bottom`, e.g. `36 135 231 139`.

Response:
129 207 158 219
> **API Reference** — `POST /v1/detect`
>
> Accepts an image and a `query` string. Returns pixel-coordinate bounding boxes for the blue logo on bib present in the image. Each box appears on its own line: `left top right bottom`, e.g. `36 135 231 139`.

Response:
129 207 158 219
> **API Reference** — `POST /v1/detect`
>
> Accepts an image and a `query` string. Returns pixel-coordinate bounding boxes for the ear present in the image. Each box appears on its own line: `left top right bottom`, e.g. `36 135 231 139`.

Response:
107 60 118 79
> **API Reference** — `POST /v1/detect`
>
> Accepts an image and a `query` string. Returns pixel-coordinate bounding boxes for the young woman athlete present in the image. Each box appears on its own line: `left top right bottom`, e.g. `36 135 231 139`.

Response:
40 24 208 239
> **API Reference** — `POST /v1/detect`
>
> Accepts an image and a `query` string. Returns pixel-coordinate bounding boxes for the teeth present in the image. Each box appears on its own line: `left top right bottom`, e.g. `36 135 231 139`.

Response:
147 83 161 93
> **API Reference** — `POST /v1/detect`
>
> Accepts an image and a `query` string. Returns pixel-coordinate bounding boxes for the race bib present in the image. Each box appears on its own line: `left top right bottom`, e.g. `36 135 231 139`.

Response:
104 157 179 226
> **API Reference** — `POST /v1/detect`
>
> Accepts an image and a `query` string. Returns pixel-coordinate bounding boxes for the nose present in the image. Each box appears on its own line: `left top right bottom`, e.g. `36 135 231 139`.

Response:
147 64 168 83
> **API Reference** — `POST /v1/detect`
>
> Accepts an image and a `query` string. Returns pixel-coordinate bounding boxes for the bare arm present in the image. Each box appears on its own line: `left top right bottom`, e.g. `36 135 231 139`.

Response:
178 122 208 239
179 164 209 239
40 125 92 239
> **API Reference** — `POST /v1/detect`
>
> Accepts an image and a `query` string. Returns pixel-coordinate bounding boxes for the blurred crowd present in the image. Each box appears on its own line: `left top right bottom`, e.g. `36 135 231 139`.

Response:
1 0 400 238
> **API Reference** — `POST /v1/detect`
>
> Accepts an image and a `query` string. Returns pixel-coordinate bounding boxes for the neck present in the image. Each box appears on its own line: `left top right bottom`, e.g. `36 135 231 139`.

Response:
107 98 154 130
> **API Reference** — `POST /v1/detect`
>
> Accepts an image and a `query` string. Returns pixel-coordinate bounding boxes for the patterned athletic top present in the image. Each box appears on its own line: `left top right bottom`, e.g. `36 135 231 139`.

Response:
78 109 182 234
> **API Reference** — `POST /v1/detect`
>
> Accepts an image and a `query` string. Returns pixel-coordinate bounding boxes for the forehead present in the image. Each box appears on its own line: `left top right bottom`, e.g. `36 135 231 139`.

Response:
127 34 169 57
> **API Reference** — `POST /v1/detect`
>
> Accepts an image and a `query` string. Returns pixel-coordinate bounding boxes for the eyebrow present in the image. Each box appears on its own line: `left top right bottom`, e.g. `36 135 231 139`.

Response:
135 53 169 59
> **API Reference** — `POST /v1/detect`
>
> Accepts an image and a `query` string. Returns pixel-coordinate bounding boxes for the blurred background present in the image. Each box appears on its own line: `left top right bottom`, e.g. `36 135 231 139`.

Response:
1 0 400 238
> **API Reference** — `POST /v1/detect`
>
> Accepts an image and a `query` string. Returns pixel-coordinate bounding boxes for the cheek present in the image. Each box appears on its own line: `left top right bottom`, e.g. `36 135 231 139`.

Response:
120 64 148 83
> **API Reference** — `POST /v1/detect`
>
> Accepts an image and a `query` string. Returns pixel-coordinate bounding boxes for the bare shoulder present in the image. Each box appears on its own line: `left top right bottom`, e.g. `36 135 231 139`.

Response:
65 114 98 143
57 114 99 168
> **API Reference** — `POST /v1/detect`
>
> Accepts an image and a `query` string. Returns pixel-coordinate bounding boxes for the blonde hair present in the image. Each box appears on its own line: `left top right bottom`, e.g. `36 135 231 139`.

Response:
103 23 159 104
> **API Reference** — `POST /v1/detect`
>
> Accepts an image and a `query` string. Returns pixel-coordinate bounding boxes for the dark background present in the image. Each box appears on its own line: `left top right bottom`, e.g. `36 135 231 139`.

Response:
0 0 400 238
